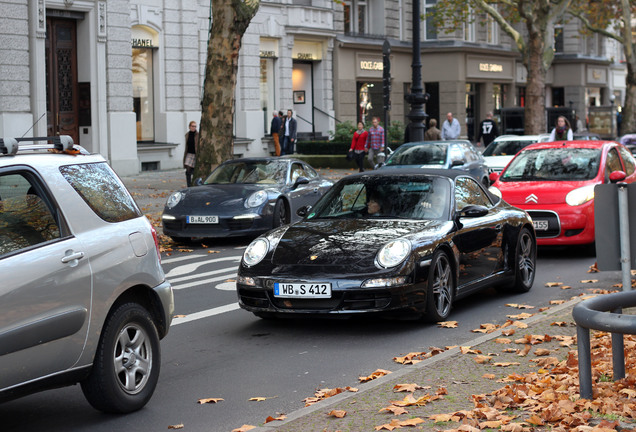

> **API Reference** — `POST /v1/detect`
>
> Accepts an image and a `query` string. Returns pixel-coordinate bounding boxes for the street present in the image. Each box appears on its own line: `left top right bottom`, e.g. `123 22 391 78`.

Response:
0 239 618 432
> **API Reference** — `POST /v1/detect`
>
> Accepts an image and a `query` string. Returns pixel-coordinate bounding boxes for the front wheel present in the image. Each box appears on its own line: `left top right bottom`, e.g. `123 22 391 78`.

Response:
273 199 289 227
425 251 454 322
81 303 161 413
512 227 536 292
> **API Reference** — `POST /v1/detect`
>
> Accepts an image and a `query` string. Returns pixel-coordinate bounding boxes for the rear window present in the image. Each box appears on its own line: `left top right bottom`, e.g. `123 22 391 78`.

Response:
386 144 447 166
60 162 141 222
483 139 537 157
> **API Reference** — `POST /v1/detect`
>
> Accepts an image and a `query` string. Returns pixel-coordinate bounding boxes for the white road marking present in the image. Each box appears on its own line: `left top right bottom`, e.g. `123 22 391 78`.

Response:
171 273 237 290
215 281 237 291
171 303 241 326
165 256 241 277
169 265 239 283
162 253 212 265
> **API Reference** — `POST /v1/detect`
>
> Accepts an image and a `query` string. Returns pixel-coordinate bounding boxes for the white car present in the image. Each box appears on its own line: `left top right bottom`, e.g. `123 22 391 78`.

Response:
482 134 551 174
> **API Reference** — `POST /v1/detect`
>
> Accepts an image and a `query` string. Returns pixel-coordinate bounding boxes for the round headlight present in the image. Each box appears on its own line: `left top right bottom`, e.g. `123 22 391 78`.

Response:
166 191 183 209
245 190 268 208
377 239 411 268
243 238 269 266
488 186 502 199
566 185 595 206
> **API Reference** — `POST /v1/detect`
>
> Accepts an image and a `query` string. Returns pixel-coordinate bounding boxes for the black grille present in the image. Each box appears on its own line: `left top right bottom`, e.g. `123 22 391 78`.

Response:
527 210 560 238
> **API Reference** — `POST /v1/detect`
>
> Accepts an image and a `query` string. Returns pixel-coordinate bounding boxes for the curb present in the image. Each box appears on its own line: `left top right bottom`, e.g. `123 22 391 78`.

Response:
251 297 582 431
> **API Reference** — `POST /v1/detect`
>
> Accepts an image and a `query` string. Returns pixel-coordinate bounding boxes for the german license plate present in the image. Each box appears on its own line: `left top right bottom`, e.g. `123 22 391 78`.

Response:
274 282 332 298
533 220 549 231
187 215 219 224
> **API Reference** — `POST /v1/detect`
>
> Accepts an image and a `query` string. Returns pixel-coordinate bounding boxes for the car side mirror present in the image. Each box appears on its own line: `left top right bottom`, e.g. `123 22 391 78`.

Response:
292 176 310 189
451 158 465 167
194 177 203 186
489 172 499 183
609 170 626 183
458 204 489 218
296 205 312 217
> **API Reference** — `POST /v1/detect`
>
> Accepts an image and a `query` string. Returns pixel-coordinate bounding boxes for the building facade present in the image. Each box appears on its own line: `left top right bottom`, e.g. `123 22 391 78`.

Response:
0 1 625 177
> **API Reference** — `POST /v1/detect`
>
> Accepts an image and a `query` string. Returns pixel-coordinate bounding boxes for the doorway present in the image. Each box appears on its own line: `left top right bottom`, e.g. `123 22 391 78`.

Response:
46 17 79 144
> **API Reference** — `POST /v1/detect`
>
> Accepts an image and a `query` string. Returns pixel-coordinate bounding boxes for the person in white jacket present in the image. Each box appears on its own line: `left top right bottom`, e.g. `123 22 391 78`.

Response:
441 112 461 140
548 116 573 141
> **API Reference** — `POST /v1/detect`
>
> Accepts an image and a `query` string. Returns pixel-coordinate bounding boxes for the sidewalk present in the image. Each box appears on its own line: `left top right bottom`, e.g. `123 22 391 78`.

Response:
248 296 636 432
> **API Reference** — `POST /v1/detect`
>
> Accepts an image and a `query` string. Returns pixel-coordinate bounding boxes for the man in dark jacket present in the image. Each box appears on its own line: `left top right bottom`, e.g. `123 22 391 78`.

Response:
270 112 282 156
282 109 297 155
477 112 499 147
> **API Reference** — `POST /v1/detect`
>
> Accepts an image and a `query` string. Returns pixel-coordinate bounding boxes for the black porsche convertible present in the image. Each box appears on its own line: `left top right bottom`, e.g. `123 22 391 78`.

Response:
161 157 333 241
236 168 536 321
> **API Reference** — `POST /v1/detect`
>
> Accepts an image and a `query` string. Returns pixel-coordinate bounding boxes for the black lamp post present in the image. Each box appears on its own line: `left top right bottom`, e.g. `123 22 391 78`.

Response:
404 0 429 143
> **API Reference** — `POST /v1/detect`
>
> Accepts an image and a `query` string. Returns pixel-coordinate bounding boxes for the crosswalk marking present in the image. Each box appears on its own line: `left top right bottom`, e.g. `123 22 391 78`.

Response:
169 265 239 284
171 272 237 290
165 256 241 277
171 303 241 326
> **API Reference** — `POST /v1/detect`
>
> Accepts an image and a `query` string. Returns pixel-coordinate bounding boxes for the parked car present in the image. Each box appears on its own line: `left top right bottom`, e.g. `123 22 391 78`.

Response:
379 140 490 186
482 134 550 174
620 133 636 154
162 157 333 241
489 140 636 247
237 169 536 321
573 132 601 141
0 136 174 413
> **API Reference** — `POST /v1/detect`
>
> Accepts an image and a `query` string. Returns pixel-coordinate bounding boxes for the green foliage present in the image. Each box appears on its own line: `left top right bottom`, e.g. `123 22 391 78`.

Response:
330 121 357 143
387 121 405 146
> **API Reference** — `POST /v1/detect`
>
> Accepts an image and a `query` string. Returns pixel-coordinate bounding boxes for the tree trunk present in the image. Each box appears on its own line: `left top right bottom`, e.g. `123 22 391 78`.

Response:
523 29 548 135
623 61 636 135
195 0 260 180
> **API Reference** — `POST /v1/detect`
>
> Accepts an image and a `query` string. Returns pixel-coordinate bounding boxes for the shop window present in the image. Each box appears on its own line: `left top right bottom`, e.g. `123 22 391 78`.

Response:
493 84 504 114
132 48 155 142
260 57 276 134
517 87 526 107
357 82 382 125
424 0 437 40
552 87 565 107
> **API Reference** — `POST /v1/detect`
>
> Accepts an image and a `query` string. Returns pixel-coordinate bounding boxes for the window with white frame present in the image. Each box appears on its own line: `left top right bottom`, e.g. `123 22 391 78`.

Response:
486 15 498 45
424 0 437 40
463 8 475 42
343 0 369 35
554 23 564 53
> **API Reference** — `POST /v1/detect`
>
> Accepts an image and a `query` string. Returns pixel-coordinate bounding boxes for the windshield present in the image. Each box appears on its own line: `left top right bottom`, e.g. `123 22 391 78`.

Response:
204 161 287 184
308 176 451 220
385 144 447 166
482 139 537 157
501 148 601 181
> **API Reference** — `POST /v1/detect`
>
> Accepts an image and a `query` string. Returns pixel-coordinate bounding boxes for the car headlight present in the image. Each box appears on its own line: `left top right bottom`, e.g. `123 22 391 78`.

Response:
245 190 268 208
376 239 411 268
488 186 502 198
243 238 269 266
565 185 595 206
166 191 183 209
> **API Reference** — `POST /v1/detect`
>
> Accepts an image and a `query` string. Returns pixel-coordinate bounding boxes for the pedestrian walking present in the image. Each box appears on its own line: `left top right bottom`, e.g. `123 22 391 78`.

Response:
365 117 385 168
548 116 573 141
441 112 461 140
270 111 282 156
183 120 200 187
424 119 442 141
477 112 499 147
282 109 297 155
349 121 368 172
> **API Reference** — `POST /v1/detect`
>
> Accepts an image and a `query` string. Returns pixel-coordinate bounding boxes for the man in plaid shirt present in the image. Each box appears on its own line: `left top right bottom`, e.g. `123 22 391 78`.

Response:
365 117 385 169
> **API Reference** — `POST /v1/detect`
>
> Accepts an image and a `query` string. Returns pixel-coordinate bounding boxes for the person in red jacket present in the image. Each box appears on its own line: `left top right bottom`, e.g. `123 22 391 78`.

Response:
349 121 368 172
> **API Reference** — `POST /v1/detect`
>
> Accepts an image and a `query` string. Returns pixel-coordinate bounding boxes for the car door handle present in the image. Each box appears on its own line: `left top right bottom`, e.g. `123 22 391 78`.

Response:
61 251 85 264
313 188 319 193
495 224 503 232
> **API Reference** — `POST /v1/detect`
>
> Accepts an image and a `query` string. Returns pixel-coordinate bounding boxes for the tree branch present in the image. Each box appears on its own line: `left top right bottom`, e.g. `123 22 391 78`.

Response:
473 0 525 53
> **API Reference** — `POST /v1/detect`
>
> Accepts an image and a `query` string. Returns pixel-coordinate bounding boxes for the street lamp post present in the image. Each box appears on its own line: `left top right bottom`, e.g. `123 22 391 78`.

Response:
404 0 428 143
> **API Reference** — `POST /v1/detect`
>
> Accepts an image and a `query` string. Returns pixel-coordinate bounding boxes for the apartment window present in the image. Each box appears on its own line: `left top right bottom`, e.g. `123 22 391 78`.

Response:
486 15 498 45
344 0 368 35
554 24 564 53
424 0 437 41
552 87 565 107
463 9 475 42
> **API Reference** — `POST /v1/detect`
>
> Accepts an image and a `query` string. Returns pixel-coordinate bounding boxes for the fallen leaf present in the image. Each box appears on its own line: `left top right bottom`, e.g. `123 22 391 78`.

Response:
264 415 287 423
482 373 496 379
231 426 256 432
249 397 272 402
534 348 551 356
173 314 187 318
549 299 565 305
168 425 184 430
545 282 563 287
474 355 493 364
506 312 534 320
493 362 521 367
379 405 409 415
495 338 512 344
328 409 347 418
359 369 391 382
438 321 458 328
197 397 224 404
580 279 598 283
393 383 424 392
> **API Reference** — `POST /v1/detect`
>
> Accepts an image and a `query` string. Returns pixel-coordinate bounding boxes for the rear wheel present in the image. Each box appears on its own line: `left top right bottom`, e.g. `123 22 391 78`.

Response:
273 199 288 227
512 227 536 292
425 251 454 322
81 303 161 413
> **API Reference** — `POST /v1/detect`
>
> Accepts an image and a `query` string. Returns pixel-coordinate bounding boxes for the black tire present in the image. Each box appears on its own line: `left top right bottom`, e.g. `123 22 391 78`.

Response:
273 199 288 227
81 303 161 413
511 227 536 292
425 250 454 322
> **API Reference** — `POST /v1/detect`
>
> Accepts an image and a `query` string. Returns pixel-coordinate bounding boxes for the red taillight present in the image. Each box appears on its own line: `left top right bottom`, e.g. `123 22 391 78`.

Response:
151 225 162 263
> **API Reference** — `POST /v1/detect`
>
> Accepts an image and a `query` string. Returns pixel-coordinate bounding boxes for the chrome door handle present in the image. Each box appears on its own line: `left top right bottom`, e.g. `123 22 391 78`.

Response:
61 251 85 264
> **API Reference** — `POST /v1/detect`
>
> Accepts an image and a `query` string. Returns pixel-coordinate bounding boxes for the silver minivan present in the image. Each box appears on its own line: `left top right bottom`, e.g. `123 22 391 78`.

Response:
0 137 174 413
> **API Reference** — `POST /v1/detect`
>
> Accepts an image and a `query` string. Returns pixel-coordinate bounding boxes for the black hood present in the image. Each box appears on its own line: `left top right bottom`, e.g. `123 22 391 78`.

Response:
272 218 439 269
176 184 275 210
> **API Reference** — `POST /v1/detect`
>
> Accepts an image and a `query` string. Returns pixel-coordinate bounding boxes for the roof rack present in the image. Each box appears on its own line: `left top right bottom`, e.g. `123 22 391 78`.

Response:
0 135 75 156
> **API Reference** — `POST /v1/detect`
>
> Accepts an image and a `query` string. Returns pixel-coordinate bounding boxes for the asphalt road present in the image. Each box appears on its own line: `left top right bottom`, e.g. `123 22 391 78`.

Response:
0 241 619 432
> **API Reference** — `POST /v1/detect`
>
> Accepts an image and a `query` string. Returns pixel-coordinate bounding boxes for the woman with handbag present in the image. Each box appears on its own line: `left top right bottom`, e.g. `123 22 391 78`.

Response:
349 122 368 172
